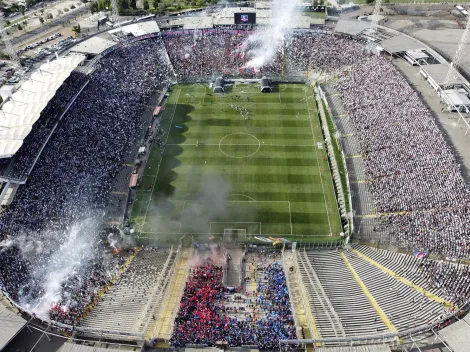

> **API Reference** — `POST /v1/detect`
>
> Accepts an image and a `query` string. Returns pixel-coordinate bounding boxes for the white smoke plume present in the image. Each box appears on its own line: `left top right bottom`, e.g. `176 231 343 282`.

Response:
188 243 224 267
18 218 100 319
243 0 301 70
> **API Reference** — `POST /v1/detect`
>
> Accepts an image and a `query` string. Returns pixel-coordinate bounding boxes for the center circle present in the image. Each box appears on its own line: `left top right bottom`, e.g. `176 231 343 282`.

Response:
218 133 261 158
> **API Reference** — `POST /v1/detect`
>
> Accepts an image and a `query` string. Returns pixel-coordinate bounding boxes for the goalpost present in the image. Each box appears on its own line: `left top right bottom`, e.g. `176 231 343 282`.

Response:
223 229 247 243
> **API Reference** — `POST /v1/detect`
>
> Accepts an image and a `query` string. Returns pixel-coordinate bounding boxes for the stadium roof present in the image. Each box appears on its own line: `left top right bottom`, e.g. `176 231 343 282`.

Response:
438 314 470 352
0 54 85 158
317 346 391 352
420 63 465 85
0 305 27 351
57 343 133 352
335 19 370 36
109 21 160 37
183 16 214 29
443 89 470 106
70 36 116 55
379 35 424 53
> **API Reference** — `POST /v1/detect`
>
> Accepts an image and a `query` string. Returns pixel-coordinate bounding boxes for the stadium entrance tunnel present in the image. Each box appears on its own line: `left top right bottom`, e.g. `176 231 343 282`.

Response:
218 132 261 158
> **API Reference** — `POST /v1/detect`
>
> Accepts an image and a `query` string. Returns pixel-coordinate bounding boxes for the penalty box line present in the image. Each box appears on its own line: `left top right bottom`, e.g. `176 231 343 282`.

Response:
178 200 293 235
210 222 262 236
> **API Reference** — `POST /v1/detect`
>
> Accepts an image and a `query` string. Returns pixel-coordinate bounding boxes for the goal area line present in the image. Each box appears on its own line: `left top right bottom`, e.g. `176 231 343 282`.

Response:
210 222 262 236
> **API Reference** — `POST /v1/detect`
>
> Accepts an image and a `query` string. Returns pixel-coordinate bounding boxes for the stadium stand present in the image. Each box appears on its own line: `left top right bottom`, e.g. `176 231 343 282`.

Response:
0 303 27 350
0 24 469 351
0 36 173 326
79 247 175 337
296 249 450 336
297 250 387 337
0 72 89 182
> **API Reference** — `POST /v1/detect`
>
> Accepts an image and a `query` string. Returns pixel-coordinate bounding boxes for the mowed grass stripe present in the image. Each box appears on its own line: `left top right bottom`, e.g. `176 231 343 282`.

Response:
132 83 343 240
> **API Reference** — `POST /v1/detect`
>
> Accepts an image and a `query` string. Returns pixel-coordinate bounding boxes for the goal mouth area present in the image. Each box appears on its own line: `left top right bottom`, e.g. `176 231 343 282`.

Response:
223 229 247 243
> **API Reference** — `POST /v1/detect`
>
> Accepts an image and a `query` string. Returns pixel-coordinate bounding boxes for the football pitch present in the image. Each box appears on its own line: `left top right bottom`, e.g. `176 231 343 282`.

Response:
131 83 342 243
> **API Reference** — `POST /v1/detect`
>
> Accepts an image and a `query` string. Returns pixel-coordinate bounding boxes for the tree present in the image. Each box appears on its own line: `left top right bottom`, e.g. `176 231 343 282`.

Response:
143 0 149 9
157 2 165 13
152 0 159 8
90 1 98 12
19 5 25 16
129 0 137 9
17 24 22 30
118 0 128 10
72 23 80 36
39 16 44 24
5 20 10 26
70 4 76 8
365 0 374 4
46 13 53 19
58 9 63 15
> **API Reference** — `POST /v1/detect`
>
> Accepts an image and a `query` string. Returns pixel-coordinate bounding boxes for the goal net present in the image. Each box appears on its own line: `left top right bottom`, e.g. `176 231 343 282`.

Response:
223 229 247 243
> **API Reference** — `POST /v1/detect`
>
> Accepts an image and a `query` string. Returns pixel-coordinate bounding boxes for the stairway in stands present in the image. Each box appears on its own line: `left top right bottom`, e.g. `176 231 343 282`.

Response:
296 250 345 339
226 247 243 287
283 251 313 340
149 247 192 341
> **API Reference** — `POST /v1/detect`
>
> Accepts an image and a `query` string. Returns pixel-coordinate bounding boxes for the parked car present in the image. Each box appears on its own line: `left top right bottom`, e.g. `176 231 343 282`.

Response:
7 77 19 84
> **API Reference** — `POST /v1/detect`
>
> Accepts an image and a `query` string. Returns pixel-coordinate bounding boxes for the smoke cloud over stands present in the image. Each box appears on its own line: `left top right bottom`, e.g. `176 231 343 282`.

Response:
243 0 301 70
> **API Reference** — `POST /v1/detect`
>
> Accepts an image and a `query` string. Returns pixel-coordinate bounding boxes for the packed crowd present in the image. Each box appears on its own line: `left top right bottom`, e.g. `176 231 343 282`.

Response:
0 26 468 331
0 72 89 181
162 30 282 79
287 32 365 75
170 261 296 349
0 37 172 324
418 256 470 306
163 30 367 81
334 54 470 257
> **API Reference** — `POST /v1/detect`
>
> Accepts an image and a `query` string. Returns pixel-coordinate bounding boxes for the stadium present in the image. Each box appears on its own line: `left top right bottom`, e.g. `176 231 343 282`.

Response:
0 1 469 352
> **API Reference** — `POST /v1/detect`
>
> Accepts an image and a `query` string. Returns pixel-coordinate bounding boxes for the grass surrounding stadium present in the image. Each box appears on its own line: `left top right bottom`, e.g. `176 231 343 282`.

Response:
131 83 342 244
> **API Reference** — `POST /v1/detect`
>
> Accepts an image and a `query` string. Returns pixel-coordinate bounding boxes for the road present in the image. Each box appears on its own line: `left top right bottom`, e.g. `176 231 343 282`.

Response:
1 5 90 49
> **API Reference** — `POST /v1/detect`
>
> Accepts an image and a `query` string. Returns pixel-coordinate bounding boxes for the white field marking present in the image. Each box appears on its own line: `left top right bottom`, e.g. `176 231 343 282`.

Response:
140 88 181 234
166 143 315 147
225 194 257 201
137 231 332 237
178 200 187 234
288 201 293 235
202 86 206 106
209 222 262 235
218 133 261 159
279 88 282 103
303 89 333 235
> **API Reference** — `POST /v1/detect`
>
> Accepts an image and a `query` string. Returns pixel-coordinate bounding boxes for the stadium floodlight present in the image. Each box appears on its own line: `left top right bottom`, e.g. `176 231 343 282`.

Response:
365 0 382 53
443 17 470 89
369 0 383 36
110 0 120 28
0 20 21 68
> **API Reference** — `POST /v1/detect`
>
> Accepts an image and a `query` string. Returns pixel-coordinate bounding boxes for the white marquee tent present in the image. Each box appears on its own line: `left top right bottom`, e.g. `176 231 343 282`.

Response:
0 54 85 158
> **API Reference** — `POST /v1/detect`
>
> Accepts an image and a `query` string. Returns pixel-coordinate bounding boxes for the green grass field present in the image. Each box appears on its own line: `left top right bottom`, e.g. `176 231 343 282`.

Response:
131 83 342 244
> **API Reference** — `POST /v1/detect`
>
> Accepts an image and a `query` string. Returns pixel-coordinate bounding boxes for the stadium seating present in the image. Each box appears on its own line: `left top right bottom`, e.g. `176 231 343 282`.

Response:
296 248 448 337
297 250 387 337
79 248 175 335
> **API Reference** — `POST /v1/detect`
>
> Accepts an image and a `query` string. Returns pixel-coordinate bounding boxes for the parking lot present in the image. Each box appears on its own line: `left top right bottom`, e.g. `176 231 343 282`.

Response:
0 27 77 87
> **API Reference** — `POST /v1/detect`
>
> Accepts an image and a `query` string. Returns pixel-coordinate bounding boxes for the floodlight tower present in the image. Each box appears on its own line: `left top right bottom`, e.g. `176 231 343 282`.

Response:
443 17 470 89
369 0 383 38
110 0 120 27
365 0 383 53
0 20 20 68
